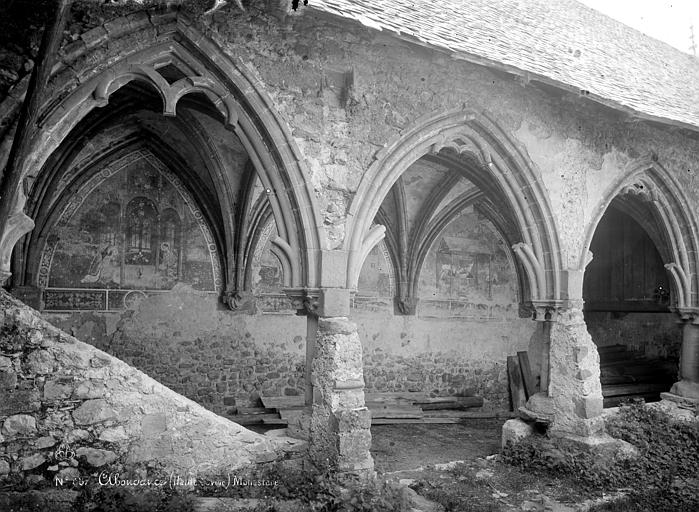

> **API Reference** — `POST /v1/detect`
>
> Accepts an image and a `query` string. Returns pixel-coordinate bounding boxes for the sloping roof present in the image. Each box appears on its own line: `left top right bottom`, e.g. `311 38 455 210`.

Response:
310 0 699 131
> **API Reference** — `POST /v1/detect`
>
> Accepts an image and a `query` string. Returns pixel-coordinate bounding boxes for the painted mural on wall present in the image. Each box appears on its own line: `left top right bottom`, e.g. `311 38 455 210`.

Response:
355 240 394 311
418 208 518 319
249 219 296 313
251 221 284 294
39 150 222 311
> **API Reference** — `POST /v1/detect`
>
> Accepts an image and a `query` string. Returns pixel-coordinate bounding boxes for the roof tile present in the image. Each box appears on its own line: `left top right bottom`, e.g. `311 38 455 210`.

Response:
311 0 699 129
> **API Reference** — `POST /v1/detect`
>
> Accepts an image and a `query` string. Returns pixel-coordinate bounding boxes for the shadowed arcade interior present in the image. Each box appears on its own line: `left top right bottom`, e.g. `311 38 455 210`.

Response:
583 200 680 407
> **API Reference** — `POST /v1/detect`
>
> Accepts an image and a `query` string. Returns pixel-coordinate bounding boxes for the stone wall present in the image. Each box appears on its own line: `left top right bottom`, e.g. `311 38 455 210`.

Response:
43 290 532 412
44 286 308 413
0 290 305 488
355 311 538 408
584 311 681 358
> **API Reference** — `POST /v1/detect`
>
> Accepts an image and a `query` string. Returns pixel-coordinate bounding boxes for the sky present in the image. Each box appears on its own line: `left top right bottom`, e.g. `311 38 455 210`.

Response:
578 0 699 55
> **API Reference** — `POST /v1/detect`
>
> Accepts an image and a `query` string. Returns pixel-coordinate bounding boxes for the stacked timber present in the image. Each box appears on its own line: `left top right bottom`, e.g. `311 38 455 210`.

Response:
506 346 678 410
599 344 677 407
507 351 537 411
226 392 497 426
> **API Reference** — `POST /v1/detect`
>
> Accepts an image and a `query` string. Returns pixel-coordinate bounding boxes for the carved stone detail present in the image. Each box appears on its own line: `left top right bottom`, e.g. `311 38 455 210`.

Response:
223 290 257 314
284 287 321 316
393 296 418 316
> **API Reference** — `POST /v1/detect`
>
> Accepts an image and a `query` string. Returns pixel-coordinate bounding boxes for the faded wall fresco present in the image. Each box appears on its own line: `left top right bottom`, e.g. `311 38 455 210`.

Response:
351 206 533 409
251 221 284 294
39 151 222 311
418 208 518 319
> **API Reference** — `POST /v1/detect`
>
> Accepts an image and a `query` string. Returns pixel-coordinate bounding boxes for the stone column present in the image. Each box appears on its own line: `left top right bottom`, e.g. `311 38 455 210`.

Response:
669 315 699 399
287 287 374 479
547 306 605 438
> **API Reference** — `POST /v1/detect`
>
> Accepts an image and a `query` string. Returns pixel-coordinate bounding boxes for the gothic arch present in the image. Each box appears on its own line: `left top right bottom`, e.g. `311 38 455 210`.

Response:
7 11 322 289
345 109 562 305
580 159 699 311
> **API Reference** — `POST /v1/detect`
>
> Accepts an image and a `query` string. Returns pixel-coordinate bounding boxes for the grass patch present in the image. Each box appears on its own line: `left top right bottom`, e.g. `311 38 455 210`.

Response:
194 461 408 512
503 402 699 511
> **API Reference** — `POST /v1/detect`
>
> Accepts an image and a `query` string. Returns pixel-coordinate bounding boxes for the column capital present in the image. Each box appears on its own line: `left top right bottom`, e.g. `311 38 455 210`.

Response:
283 287 352 317
671 307 699 324
528 300 584 322
284 287 321 316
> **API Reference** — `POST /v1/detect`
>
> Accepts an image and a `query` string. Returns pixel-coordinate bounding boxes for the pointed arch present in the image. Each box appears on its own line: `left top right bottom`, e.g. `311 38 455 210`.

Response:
10 11 322 290
345 109 562 304
580 159 699 310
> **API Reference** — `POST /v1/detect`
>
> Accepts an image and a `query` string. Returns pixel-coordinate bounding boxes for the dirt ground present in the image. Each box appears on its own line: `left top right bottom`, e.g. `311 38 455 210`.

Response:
371 422 613 512
371 421 503 473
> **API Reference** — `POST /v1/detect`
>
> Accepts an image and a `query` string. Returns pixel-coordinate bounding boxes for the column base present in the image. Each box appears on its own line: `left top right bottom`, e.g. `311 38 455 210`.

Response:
309 404 375 478
518 392 554 424
548 431 639 463
669 380 699 400
660 390 699 408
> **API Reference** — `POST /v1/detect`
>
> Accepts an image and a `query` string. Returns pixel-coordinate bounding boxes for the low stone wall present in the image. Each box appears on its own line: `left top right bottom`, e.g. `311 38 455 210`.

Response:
44 287 308 413
0 290 305 488
355 311 539 409
42 287 535 413
584 312 681 358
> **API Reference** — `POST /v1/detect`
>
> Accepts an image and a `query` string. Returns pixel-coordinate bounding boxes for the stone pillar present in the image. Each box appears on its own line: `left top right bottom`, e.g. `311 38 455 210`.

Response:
287 287 374 479
548 307 604 438
669 316 699 399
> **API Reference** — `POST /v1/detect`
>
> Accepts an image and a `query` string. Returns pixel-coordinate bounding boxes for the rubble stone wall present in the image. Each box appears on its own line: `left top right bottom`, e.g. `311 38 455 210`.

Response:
44 288 308 412
585 312 681 358
44 292 532 412
0 290 305 488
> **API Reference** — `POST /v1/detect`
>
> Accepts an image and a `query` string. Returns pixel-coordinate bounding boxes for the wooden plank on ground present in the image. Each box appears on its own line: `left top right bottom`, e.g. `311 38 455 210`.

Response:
602 382 669 397
370 407 423 419
507 355 527 411
234 407 275 415
371 411 517 424
419 397 483 410
365 392 430 403
597 344 629 353
262 417 289 425
278 409 311 422
230 413 282 425
517 351 537 398
260 396 304 409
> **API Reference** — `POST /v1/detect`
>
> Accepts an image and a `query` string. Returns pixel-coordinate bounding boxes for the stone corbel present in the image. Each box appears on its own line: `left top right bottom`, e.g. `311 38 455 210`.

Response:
284 288 352 318
529 300 568 322
223 290 257 313
284 287 321 317
672 307 699 323
393 295 418 316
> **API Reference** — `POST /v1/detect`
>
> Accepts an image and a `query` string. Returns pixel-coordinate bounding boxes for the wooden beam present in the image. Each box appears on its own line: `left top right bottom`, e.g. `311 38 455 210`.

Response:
517 351 536 398
507 355 527 411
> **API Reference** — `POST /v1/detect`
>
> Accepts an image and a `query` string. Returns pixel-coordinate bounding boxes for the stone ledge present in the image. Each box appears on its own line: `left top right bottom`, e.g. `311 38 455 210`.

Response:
660 391 699 409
